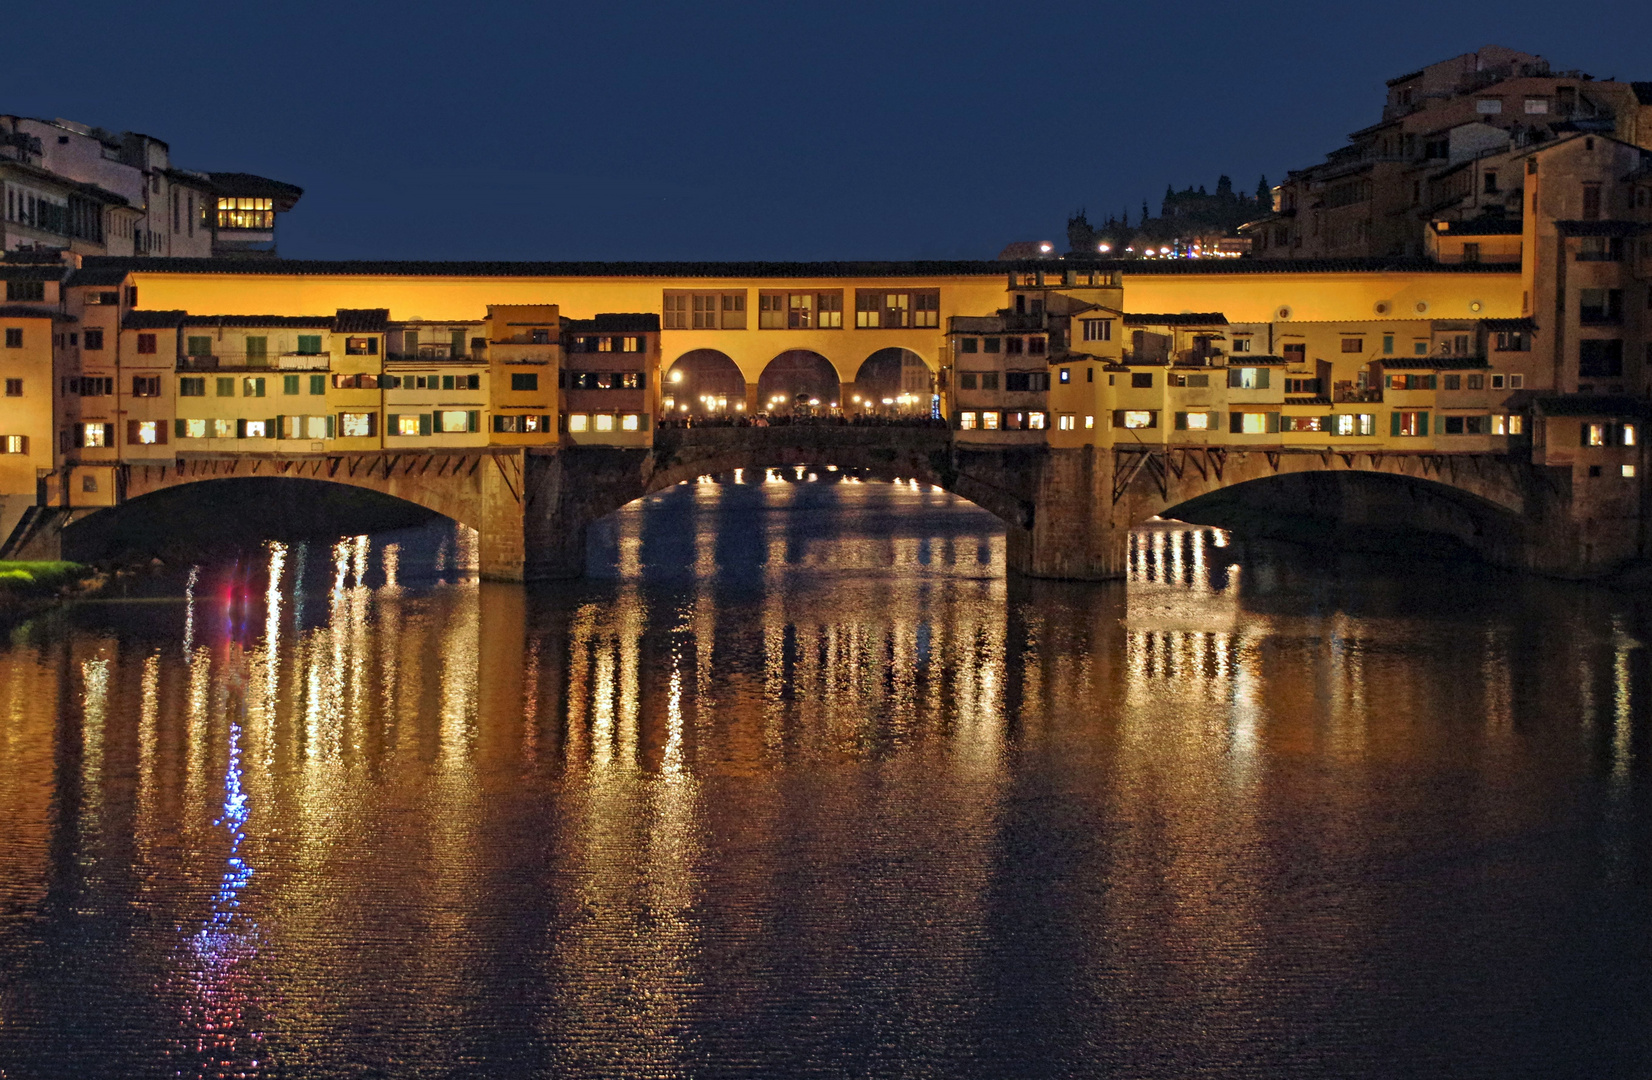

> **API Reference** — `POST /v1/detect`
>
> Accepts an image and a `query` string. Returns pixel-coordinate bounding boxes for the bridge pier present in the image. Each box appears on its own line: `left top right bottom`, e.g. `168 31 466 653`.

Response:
1003 446 1130 580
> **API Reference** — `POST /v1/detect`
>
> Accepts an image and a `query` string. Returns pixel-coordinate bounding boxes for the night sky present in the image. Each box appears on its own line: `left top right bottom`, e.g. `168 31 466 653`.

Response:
7 0 1651 261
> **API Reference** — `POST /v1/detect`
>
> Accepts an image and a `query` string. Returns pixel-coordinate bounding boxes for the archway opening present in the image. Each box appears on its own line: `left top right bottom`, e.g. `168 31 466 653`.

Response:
663 350 747 418
756 351 840 418
850 348 934 417
1160 469 1527 567
60 477 447 564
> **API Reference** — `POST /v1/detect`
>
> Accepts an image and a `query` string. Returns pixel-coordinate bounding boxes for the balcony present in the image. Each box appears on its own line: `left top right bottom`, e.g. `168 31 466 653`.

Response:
176 352 331 372
1333 384 1383 404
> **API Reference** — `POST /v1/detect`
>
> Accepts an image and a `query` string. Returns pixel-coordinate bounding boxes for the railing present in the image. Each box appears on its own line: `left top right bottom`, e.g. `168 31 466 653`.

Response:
1334 386 1384 403
177 353 331 372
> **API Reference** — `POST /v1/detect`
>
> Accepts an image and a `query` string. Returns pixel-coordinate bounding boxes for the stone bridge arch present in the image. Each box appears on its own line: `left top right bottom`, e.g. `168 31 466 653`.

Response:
1018 445 1585 579
62 449 535 577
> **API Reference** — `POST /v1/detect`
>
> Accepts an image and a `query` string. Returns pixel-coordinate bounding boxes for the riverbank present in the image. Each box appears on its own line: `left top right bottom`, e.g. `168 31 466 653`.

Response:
0 560 102 619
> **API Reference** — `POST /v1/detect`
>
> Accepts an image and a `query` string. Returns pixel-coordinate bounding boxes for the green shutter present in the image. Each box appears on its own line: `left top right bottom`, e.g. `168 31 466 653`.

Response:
419 413 431 436
326 415 335 438
1229 412 1242 434
1419 412 1429 435
174 418 185 438
236 418 247 438
387 413 399 435
1256 368 1270 389
1391 411 1401 436
1427 375 1437 390
274 415 285 439
1174 412 1187 431
1267 412 1280 434
468 410 480 433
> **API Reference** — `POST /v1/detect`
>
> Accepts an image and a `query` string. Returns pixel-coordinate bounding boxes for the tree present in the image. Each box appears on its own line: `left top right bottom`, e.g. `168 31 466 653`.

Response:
1256 175 1271 205
1216 174 1234 198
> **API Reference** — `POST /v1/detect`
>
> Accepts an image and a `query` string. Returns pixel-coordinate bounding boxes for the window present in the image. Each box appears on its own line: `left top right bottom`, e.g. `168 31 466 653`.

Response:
1232 337 1252 353
1442 374 1461 391
959 373 977 390
1117 410 1157 429
435 409 475 433
817 292 843 328
1057 414 1075 430
692 294 719 329
1584 423 1607 447
1005 372 1050 391
913 291 940 328
1577 236 1623 262
186 335 212 358
758 292 787 329
80 422 108 447
1282 343 1306 366
1443 415 1487 435
1229 412 1273 434
4 379 20 397
395 414 424 436
568 414 589 432
1623 424 1637 447
131 375 161 397
1579 289 1622 323
6 281 45 302
243 377 266 397
957 339 979 357
309 374 326 395
129 419 164 445
957 411 977 430
1625 465 1637 478
213 419 235 438
1579 340 1624 377
529 328 552 346
1131 372 1153 389
1027 411 1047 430
1228 367 1269 389
135 333 156 354
1341 338 1363 353
1524 97 1548 114
1495 331 1529 352
1510 374 1523 389
983 337 1000 353
1466 374 1484 390
1059 368 1070 384
346 337 378 355
296 335 322 355
1392 411 1428 436
2 435 26 454
1280 416 1327 432
1335 413 1376 436
1582 183 1602 221
178 418 207 439
1004 337 1023 356
1382 334 1394 355
594 414 615 432
1285 378 1320 394
980 411 1000 430
511 372 539 391
1176 412 1213 431
978 372 999 390
78 328 104 352
3 328 21 349
217 196 274 229
1080 319 1113 342
621 414 640 431
339 413 375 437
241 419 268 439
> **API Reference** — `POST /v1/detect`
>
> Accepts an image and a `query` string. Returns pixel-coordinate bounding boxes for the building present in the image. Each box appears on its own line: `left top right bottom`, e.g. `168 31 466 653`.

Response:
1 116 301 259
1246 47 1652 262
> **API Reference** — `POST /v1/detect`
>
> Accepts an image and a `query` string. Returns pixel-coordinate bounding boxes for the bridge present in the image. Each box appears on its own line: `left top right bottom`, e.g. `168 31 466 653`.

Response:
13 427 1627 580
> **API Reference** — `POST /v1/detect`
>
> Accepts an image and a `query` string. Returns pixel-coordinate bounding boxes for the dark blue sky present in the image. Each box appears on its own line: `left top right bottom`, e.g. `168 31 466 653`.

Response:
7 0 1651 261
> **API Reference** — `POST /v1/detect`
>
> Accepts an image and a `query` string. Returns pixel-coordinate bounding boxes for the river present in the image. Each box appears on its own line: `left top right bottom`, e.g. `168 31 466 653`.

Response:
1 472 1649 1078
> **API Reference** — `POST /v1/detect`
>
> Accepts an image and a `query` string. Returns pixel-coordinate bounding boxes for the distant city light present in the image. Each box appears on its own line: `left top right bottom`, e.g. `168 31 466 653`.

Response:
1097 243 1111 253
1038 242 1053 253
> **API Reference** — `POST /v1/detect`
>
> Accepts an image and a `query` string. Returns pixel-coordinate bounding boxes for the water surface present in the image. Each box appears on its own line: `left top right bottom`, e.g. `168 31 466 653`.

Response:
1 475 1650 1078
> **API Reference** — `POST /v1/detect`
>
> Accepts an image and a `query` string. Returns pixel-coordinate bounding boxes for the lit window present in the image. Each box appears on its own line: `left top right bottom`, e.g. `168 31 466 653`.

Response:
1123 410 1154 429
981 412 1000 430
1587 423 1607 447
621 413 640 431
1057 414 1075 430
1028 411 1046 430
958 412 977 429
397 414 422 436
1084 415 1094 429
2 435 26 453
181 419 206 438
569 414 589 432
1239 413 1268 434
594 414 615 432
244 420 267 438
214 419 235 438
1623 424 1637 446
1624 465 1637 478
1059 368 1070 384
439 410 470 432
1185 412 1211 431
340 413 374 437
305 416 330 439
524 415 543 432
135 421 159 445
82 423 106 447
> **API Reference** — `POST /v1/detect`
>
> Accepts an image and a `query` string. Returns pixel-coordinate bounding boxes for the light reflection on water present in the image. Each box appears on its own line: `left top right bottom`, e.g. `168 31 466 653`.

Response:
0 478 1649 1078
